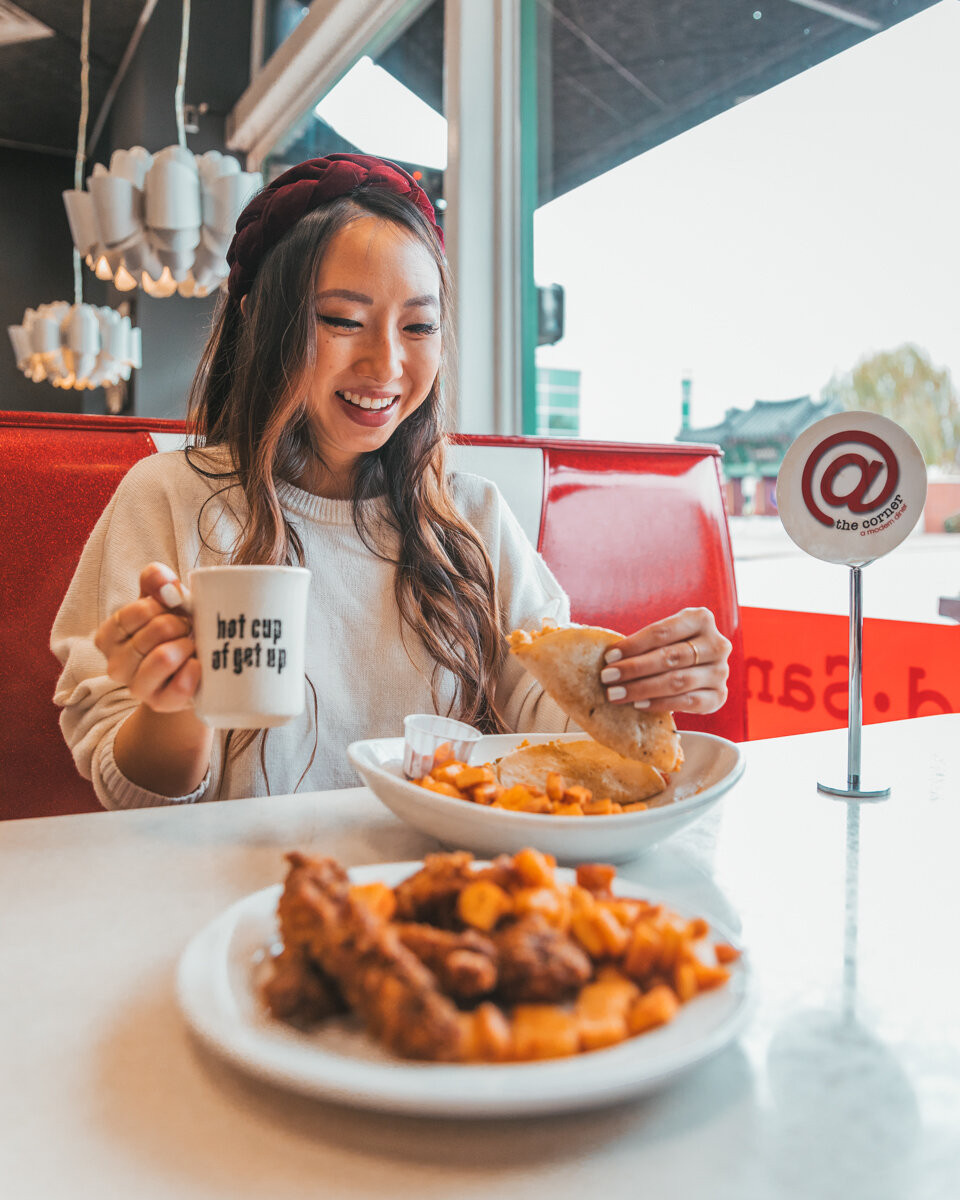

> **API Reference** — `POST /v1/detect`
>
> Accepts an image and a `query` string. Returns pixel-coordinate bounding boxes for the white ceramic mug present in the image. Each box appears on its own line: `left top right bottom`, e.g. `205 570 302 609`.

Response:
178 566 311 729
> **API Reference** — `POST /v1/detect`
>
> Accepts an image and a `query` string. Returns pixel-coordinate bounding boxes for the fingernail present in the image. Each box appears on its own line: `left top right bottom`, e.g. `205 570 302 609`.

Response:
600 666 620 684
633 699 650 709
159 583 182 609
604 648 622 665
606 686 627 701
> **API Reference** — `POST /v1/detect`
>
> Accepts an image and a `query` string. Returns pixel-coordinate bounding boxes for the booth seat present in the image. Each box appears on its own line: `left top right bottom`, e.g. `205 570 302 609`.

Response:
0 411 745 821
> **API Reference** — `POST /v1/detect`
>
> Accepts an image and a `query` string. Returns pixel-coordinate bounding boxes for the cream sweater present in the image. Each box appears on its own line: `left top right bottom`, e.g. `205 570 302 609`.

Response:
51 448 572 809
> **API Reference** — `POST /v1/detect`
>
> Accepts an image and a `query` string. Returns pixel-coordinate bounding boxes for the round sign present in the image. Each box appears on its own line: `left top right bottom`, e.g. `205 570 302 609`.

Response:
776 411 926 565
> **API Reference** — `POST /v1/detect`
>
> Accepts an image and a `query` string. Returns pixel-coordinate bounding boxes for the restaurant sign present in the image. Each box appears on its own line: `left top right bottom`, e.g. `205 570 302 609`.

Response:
776 411 926 564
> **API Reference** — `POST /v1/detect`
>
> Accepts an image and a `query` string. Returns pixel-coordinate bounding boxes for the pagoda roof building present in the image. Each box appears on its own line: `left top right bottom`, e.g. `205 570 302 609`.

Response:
677 395 841 478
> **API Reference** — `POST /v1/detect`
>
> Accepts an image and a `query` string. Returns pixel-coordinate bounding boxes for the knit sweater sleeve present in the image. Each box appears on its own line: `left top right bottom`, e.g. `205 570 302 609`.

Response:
49 453 222 810
450 473 576 735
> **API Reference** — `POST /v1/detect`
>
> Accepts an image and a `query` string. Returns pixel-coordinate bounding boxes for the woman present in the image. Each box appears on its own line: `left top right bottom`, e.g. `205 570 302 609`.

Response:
51 154 731 810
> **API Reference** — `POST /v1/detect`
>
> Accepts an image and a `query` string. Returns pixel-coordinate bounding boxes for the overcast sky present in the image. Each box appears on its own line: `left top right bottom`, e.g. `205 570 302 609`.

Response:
534 0 960 443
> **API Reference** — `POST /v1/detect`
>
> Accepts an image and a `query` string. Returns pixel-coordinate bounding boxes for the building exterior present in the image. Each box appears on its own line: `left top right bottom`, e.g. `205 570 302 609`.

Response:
677 395 842 514
535 367 581 437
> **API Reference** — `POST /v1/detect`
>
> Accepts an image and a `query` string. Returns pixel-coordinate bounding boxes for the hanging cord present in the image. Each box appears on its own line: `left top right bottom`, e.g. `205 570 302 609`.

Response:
174 0 191 148
74 0 92 306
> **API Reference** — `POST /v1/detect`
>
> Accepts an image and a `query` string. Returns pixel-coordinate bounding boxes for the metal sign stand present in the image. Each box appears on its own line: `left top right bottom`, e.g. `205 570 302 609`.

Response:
818 564 891 800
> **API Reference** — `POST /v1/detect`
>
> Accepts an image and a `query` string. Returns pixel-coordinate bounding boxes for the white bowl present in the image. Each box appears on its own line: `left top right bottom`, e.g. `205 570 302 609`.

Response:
347 730 745 864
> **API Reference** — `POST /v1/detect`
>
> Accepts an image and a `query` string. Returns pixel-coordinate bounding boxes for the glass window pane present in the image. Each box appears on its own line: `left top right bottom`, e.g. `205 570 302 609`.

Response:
262 0 446 238
528 0 957 461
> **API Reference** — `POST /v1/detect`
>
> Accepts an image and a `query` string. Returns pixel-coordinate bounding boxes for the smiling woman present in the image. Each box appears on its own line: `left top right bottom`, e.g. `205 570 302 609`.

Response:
49 152 732 810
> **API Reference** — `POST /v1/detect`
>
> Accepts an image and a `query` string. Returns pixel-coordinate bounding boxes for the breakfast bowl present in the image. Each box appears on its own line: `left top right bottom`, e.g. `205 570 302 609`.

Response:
347 729 744 864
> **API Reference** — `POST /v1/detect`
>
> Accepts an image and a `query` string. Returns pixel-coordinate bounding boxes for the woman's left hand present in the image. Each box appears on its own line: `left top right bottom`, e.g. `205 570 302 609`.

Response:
599 607 732 715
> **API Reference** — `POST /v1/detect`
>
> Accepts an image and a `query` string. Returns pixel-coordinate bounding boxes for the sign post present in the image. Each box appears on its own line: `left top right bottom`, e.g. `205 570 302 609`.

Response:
776 412 927 799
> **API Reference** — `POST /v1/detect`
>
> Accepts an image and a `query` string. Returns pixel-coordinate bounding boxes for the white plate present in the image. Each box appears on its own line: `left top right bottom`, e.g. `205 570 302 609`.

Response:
177 862 752 1117
347 730 745 864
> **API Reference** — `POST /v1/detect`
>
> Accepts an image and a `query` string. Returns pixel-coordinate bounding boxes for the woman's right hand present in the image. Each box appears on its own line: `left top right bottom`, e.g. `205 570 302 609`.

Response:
94 562 200 712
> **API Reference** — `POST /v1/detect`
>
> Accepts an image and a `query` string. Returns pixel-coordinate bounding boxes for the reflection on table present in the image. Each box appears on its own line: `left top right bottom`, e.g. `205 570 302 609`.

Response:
1 714 958 1200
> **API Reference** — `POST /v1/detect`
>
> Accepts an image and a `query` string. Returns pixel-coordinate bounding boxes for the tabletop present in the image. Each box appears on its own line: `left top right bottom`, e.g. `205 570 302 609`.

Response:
1 714 958 1200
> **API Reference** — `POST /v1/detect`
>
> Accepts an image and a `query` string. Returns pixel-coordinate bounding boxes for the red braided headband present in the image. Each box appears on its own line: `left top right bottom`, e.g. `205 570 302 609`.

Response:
226 153 444 303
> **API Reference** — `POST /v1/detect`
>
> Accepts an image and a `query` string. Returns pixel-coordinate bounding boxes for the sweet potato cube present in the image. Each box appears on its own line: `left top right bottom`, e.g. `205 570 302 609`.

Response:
349 881 397 921
518 792 553 814
512 847 556 887
577 977 640 1018
455 765 496 790
622 801 648 812
514 886 568 929
430 762 466 785
571 906 628 958
624 923 660 980
582 798 617 816
685 918 710 941
569 884 598 915
692 961 732 991
431 741 454 766
627 984 680 1034
657 922 683 973
457 880 513 931
578 1013 629 1052
545 772 566 803
575 863 616 896
468 782 500 805
554 802 585 817
576 978 640 1051
604 899 647 927
498 785 543 810
715 943 741 964
511 1005 580 1060
674 960 698 1003
472 1002 512 1061
418 777 466 800
561 785 592 807
571 912 606 958
595 906 630 955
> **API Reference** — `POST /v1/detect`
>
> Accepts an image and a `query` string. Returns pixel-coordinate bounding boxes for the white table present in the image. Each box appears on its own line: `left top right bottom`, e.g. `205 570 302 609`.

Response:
2 716 958 1200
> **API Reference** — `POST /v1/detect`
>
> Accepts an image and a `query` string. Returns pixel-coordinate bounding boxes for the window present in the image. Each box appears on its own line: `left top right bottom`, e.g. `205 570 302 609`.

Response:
526 0 957 455
261 0 446 216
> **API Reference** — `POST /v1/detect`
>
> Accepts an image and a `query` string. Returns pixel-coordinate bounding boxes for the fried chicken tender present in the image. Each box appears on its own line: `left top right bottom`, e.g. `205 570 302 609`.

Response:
261 946 345 1023
394 923 498 999
492 914 593 1004
274 853 465 1061
392 850 478 927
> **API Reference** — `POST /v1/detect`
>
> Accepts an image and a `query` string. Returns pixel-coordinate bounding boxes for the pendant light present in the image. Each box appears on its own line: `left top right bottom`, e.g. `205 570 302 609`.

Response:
61 0 261 299
7 0 141 389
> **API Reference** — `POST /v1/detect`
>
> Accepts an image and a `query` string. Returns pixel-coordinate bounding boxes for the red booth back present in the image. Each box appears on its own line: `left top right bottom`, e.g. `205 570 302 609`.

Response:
0 414 743 820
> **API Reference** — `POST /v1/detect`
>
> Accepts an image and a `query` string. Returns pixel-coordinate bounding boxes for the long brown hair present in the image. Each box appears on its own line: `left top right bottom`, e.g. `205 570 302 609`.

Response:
187 186 508 766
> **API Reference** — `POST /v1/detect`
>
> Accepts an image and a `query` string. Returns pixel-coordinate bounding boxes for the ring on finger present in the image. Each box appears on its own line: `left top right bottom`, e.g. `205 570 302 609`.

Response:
685 638 700 666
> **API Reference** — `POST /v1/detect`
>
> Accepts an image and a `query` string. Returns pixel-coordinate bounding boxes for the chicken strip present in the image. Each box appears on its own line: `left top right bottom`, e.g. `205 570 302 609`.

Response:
392 851 478 927
275 852 465 1061
394 923 498 999
261 945 345 1024
493 914 593 1003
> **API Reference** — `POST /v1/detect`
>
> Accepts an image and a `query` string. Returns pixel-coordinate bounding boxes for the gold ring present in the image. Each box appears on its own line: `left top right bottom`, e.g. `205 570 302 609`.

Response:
687 639 700 666
114 611 133 641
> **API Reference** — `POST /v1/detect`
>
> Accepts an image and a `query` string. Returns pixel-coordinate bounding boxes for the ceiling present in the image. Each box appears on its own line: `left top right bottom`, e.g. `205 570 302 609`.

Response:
2 0 942 193
538 0 941 200
0 0 147 157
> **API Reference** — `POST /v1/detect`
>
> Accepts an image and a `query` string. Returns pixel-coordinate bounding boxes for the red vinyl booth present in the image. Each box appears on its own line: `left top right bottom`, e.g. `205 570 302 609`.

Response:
0 412 745 820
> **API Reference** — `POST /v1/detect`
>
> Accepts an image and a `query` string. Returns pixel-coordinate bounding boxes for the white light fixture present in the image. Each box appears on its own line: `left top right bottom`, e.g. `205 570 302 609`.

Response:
9 302 141 389
62 0 261 299
7 0 142 391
